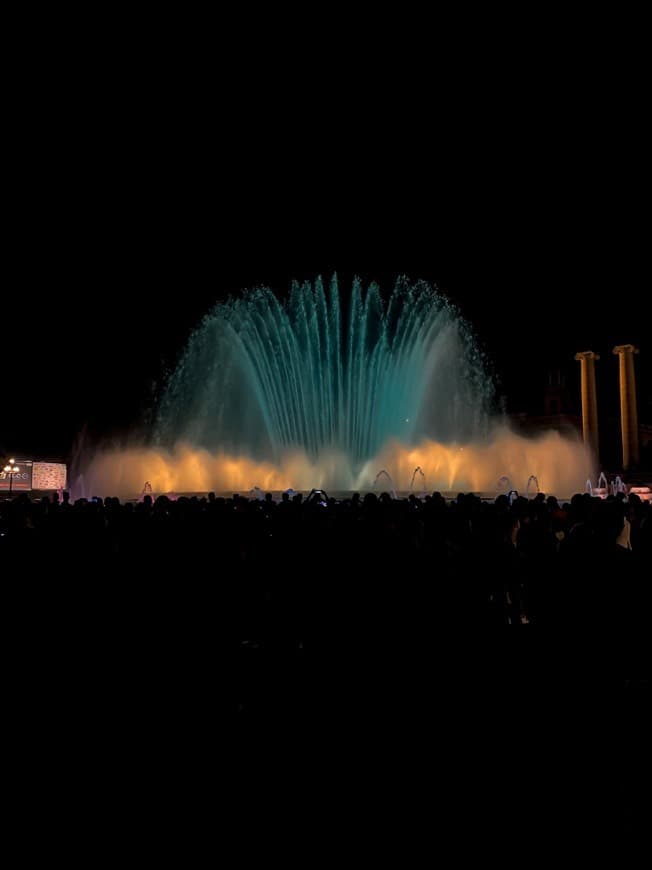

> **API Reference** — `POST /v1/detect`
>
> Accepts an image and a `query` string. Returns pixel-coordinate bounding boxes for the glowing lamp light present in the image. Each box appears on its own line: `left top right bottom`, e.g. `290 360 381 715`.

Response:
3 458 21 495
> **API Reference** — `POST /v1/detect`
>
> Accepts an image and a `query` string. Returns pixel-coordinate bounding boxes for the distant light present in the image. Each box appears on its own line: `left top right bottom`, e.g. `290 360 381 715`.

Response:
9 458 15 464
405 418 409 423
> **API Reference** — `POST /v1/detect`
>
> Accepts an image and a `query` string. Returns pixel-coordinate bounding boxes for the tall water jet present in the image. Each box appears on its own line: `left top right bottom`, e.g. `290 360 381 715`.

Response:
526 475 540 499
410 466 426 492
155 276 491 475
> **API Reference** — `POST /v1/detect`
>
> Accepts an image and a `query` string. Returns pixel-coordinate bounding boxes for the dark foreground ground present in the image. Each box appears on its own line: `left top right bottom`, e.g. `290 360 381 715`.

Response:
1 490 648 851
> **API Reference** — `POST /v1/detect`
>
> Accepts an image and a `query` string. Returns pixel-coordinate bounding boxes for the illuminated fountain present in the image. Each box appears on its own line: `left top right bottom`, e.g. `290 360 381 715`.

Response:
525 475 540 499
156 276 490 466
78 276 596 498
587 471 609 499
612 475 626 496
372 469 397 500
594 471 609 499
410 466 426 493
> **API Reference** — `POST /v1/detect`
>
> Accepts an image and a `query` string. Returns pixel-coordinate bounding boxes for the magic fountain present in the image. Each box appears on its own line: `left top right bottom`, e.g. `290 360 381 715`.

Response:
77 277 595 498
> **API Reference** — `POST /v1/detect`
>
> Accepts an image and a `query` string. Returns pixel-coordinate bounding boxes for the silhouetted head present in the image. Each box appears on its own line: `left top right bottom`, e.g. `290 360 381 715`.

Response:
597 500 626 543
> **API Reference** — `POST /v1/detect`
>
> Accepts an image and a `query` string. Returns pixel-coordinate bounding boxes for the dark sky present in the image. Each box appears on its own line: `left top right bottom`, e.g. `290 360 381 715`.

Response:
3 85 649 462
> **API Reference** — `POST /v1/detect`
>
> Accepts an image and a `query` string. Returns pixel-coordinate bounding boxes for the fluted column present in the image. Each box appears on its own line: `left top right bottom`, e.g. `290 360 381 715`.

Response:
575 351 600 459
613 344 640 470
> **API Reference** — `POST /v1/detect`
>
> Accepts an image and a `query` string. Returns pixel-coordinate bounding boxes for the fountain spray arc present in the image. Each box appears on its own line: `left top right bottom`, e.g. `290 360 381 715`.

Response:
77 276 596 498
155 276 491 470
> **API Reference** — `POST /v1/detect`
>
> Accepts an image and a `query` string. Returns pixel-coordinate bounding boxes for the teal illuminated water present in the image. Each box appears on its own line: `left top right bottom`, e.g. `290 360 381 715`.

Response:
155 276 492 466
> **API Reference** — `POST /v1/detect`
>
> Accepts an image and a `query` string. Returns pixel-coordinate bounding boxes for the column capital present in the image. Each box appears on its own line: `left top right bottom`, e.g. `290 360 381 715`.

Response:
613 344 639 355
575 350 600 361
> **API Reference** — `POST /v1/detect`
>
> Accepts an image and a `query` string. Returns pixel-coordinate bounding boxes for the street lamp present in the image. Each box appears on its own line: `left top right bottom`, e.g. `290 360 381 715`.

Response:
2 458 21 497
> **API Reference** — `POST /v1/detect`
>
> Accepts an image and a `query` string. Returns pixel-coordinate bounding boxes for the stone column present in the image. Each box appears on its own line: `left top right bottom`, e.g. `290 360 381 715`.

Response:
574 351 600 459
613 344 640 470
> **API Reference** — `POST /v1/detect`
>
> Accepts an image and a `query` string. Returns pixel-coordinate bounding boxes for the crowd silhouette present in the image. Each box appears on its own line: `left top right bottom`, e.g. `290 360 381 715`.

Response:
1 486 648 843
2 487 649 627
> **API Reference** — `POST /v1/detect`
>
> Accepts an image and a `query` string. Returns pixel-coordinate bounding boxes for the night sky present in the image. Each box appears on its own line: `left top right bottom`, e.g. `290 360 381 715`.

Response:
4 140 649 464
